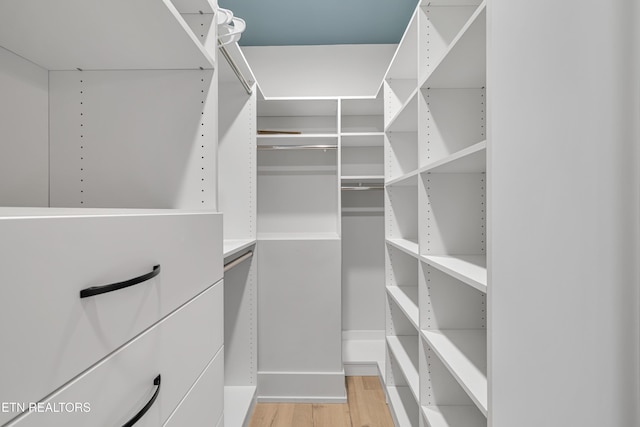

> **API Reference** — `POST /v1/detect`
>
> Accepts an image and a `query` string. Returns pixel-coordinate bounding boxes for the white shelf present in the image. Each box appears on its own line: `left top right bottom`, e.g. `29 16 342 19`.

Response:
421 329 487 416
387 336 420 403
387 386 419 427
422 405 486 427
386 238 420 258
341 207 385 214
0 207 210 219
224 386 256 427
386 170 419 187
420 141 487 174
223 239 256 259
342 175 384 182
257 133 338 139
421 2 486 89
387 287 419 330
385 89 419 133
420 255 487 293
257 232 340 241
0 0 214 71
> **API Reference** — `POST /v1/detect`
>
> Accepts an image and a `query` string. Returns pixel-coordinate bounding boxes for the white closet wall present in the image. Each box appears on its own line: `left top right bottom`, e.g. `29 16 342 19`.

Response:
489 0 640 426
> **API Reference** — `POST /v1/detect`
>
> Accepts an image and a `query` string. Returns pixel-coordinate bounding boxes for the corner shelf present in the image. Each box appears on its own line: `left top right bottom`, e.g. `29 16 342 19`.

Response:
422 405 486 427
420 255 487 293
386 238 420 259
0 0 214 71
420 141 486 174
387 286 419 330
385 89 419 133
420 1 486 89
421 329 487 416
386 170 419 187
387 336 420 402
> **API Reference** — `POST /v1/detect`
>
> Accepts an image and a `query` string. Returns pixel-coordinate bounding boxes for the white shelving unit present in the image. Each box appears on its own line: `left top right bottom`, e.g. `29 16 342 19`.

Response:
340 92 386 377
256 94 344 402
218 40 259 427
384 0 487 425
0 1 224 426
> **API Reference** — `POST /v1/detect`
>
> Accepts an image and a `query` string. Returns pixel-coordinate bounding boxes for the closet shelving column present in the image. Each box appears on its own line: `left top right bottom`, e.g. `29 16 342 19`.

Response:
384 7 421 426
0 0 225 425
217 40 259 427
340 91 386 376
256 95 345 401
417 1 487 426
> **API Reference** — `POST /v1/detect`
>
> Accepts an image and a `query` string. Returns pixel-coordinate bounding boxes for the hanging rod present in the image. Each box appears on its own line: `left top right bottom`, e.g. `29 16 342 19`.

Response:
341 186 384 191
224 250 253 273
218 41 252 96
257 145 338 151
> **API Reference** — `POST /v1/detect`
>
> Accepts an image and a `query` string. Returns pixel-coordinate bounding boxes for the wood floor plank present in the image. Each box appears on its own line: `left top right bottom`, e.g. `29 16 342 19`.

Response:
249 377 394 427
312 404 351 427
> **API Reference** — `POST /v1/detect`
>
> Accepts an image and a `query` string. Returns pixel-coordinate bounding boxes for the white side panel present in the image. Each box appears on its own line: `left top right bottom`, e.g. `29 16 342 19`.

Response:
224 250 257 386
257 239 343 399
244 45 396 98
0 212 222 425
163 349 225 427
0 47 49 206
49 70 217 209
342 213 385 331
489 0 639 426
7 282 223 426
219 82 256 240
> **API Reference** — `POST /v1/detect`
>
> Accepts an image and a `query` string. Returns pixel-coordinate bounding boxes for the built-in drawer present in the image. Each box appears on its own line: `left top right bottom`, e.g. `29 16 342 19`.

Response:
163 344 224 426
0 211 222 425
5 280 223 427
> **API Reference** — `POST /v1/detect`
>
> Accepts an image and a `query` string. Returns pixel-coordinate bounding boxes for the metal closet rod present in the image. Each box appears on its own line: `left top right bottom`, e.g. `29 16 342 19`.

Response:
218 41 252 95
224 250 253 273
341 186 384 191
257 145 338 150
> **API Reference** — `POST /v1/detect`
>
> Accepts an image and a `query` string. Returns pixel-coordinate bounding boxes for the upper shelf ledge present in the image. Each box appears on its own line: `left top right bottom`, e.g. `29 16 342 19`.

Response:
0 0 214 71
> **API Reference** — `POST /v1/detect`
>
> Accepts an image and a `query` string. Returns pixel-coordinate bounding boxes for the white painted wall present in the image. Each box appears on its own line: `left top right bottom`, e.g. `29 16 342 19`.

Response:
242 44 395 98
489 1 640 426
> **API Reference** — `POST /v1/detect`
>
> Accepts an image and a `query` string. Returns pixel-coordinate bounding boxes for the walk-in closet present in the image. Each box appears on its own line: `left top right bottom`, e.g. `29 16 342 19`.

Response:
1 0 639 426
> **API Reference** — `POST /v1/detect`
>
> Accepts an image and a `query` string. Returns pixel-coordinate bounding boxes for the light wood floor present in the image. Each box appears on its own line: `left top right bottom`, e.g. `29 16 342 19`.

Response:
248 376 395 427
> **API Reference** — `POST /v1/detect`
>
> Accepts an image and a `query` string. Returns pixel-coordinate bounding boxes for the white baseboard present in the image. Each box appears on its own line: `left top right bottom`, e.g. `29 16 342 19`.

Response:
257 370 347 403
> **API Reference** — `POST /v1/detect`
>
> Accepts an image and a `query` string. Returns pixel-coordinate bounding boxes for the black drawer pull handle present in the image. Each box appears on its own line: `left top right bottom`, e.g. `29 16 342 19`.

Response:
122 374 161 427
80 265 161 298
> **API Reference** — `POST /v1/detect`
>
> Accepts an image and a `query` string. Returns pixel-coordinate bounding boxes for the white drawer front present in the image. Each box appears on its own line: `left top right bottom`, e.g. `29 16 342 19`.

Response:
163 346 224 427
6 280 224 427
0 212 222 425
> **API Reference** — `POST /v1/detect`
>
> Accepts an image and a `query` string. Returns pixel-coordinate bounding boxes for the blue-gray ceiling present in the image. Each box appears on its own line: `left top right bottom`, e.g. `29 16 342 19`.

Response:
218 0 418 46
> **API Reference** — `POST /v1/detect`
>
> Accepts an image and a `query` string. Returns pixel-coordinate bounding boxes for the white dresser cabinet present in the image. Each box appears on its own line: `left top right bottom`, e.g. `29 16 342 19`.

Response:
0 210 222 423
0 209 223 426
5 279 224 426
